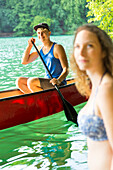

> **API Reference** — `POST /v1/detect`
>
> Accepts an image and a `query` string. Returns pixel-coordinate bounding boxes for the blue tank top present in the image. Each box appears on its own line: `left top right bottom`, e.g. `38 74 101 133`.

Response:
77 71 108 141
40 42 66 85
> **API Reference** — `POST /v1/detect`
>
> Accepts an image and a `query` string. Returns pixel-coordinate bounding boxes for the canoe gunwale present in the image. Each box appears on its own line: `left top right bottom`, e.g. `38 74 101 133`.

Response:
0 82 75 102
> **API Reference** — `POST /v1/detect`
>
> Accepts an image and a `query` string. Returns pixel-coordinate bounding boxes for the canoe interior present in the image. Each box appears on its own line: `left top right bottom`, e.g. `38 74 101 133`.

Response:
0 78 75 99
0 79 87 130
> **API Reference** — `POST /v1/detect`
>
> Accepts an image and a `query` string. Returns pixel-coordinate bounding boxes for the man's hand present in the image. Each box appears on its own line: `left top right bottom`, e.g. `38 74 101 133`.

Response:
50 78 61 86
28 37 36 47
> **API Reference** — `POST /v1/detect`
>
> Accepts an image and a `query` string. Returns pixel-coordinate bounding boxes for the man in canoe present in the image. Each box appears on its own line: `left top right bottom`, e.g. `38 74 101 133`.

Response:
16 23 69 93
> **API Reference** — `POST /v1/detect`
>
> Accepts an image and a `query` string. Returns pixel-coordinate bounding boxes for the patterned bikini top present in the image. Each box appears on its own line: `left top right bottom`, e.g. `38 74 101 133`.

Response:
77 71 108 141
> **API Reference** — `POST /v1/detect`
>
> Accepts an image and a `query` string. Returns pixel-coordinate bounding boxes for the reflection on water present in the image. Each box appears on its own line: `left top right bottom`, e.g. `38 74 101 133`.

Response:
0 104 88 170
0 36 74 91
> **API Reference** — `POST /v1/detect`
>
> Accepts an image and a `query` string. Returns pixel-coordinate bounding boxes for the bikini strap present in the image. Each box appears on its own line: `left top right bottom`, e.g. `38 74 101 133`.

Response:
99 71 107 85
92 71 107 114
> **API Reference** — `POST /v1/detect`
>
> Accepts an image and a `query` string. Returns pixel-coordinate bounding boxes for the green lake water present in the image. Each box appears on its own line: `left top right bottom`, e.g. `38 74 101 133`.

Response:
0 36 88 170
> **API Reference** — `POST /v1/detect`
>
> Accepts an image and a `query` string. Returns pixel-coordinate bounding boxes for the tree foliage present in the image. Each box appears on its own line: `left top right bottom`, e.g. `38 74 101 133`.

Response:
0 0 87 36
86 0 113 38
1 0 112 37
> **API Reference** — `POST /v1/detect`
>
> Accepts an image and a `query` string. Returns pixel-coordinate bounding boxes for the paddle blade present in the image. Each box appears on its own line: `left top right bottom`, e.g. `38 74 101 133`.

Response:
62 99 78 125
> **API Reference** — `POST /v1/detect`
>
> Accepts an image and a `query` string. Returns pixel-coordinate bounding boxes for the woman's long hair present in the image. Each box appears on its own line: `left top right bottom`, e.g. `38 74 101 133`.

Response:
70 24 113 98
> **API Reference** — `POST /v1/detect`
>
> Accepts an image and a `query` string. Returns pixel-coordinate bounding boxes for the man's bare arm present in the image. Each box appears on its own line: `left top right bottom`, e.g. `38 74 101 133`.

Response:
22 37 39 65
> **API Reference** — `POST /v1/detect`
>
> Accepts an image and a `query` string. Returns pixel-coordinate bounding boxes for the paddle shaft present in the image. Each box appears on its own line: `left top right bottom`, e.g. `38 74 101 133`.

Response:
31 40 77 123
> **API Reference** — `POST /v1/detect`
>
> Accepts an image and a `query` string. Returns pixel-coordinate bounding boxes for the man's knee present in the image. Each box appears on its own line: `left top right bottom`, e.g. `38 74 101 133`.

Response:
27 78 39 88
15 77 25 87
16 77 21 86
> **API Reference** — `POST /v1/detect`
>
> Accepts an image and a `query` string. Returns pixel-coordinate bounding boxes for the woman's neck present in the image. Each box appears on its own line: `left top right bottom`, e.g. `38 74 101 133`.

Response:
86 68 106 89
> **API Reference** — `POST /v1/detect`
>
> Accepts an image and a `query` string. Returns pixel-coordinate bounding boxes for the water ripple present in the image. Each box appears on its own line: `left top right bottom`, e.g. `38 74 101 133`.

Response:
0 36 74 91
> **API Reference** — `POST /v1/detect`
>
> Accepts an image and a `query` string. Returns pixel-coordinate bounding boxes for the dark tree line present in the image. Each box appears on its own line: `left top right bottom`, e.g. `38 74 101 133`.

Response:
0 0 88 36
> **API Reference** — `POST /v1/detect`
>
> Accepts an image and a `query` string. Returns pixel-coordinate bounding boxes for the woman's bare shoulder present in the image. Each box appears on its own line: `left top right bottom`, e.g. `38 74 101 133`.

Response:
97 76 113 112
99 77 113 98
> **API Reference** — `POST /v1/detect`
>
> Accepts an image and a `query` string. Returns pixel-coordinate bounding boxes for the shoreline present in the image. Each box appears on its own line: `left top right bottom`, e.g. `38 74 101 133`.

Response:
0 33 14 37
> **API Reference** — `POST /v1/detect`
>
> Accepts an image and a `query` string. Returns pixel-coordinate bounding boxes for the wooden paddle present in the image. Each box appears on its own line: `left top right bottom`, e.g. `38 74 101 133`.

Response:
31 40 78 124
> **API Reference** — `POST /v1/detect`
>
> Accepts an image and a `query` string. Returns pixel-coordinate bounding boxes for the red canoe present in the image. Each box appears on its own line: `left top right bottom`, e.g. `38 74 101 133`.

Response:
0 79 86 130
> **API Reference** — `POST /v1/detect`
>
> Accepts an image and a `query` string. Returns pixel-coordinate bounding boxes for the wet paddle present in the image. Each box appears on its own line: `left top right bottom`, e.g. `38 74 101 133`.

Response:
31 41 78 124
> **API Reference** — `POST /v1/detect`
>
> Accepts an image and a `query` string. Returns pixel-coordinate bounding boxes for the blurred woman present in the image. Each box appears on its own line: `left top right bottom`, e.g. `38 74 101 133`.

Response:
70 24 113 170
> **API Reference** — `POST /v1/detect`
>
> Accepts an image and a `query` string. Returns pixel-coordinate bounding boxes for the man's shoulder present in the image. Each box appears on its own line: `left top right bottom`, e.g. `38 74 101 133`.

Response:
54 43 63 50
54 43 66 57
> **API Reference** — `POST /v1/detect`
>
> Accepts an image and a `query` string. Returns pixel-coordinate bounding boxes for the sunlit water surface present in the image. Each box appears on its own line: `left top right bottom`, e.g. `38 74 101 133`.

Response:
0 36 74 91
0 36 88 170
